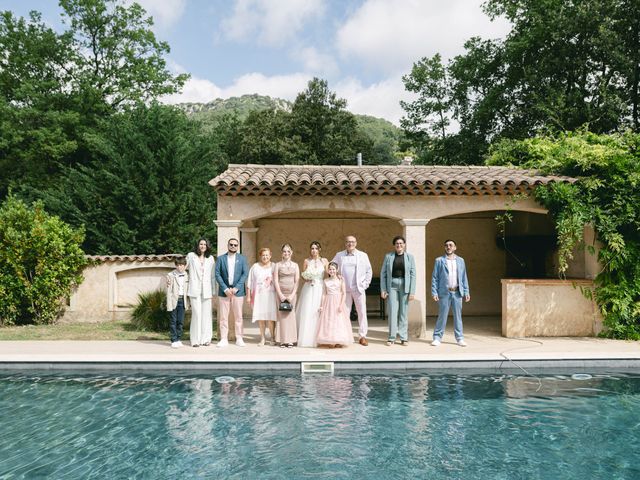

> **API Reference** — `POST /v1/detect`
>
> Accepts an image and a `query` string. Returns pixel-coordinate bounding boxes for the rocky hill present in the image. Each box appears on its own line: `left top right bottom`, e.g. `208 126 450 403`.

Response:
179 94 400 145
178 94 292 121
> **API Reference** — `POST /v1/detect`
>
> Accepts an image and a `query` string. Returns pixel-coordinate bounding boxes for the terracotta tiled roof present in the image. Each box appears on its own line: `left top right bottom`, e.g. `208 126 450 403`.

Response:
86 254 184 263
210 164 574 196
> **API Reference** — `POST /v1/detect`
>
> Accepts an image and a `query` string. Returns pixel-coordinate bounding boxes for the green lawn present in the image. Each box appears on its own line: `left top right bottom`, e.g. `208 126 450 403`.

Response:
0 321 178 341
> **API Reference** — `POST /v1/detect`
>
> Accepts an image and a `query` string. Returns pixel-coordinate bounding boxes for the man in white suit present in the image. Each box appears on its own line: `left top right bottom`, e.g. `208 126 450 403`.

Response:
332 235 373 346
431 239 471 347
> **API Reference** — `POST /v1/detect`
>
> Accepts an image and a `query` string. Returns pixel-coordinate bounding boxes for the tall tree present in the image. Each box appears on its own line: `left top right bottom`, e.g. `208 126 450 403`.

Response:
401 54 451 143
290 78 370 165
40 105 220 254
59 0 188 114
0 11 80 194
400 54 458 164
238 109 305 165
0 0 188 196
401 0 640 164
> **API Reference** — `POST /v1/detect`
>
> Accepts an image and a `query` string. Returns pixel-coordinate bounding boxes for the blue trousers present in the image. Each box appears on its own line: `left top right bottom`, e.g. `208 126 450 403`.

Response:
387 277 409 341
433 291 464 341
169 298 185 343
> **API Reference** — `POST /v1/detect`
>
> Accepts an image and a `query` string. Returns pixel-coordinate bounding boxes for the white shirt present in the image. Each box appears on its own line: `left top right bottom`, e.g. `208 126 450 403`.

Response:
341 254 357 291
177 274 186 296
446 256 458 289
227 253 236 287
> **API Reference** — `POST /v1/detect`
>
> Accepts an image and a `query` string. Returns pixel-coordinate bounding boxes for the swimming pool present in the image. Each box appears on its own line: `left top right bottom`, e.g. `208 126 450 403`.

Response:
1 371 638 479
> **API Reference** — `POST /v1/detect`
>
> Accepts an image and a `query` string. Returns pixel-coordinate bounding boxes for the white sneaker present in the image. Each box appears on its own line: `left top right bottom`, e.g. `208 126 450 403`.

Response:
235 337 246 347
170 341 180 348
176 341 183 347
217 339 229 348
431 339 441 346
457 339 467 347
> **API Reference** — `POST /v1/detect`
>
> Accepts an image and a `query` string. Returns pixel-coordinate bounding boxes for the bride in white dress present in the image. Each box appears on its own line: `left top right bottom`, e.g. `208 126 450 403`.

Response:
296 241 328 347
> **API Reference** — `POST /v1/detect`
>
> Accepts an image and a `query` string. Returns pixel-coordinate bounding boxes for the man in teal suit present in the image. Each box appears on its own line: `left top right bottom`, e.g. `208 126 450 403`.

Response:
380 236 416 346
431 239 471 347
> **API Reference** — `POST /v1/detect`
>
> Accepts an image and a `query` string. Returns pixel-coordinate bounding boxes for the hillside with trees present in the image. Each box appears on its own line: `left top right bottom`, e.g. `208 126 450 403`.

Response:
178 94 403 165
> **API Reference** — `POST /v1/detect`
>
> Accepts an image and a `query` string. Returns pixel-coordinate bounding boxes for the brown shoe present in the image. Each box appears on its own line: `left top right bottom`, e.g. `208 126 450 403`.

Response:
359 337 368 346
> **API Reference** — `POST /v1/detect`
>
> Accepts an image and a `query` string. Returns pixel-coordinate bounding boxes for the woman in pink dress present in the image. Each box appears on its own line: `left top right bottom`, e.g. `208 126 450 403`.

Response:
316 262 353 348
246 247 277 346
274 243 300 348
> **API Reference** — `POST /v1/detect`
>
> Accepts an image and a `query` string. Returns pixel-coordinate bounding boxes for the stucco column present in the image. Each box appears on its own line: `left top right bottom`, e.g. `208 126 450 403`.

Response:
239 227 259 266
401 219 430 339
215 220 243 256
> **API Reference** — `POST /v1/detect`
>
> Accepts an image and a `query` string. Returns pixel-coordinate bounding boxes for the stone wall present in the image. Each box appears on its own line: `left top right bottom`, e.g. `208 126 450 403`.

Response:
501 279 603 337
62 255 179 323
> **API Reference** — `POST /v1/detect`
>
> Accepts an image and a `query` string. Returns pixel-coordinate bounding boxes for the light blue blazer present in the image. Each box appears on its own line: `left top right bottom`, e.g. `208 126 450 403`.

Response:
431 255 470 298
380 252 416 295
215 253 249 297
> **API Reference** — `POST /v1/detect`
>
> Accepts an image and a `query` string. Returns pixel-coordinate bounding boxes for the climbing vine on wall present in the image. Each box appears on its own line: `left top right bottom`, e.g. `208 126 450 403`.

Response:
487 130 640 339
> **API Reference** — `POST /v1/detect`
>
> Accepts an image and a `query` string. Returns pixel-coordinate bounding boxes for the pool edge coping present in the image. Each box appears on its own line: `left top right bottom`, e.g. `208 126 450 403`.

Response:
2 358 640 372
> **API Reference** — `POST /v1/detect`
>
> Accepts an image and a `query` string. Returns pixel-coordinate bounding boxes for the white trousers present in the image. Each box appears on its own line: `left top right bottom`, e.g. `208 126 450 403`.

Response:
189 296 212 346
345 289 368 338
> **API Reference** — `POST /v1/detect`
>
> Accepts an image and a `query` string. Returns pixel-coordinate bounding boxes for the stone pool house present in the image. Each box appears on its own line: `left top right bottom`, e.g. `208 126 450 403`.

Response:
64 164 602 338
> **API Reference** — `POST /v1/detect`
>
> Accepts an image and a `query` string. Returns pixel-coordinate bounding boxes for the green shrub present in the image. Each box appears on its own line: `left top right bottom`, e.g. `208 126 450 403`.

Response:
130 289 170 332
487 131 640 339
0 195 87 325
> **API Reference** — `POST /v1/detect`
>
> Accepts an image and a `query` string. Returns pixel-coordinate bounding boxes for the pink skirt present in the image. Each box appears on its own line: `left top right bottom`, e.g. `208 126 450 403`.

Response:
316 293 353 346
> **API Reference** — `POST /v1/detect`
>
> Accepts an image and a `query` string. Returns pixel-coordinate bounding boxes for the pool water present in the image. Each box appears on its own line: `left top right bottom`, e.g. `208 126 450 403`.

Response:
1 372 639 479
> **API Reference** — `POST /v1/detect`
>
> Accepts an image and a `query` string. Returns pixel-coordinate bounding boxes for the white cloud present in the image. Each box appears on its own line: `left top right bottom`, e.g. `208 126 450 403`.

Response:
163 76 223 104
221 0 325 46
163 72 312 105
336 0 510 74
293 46 339 76
335 76 414 126
127 0 187 30
220 72 311 100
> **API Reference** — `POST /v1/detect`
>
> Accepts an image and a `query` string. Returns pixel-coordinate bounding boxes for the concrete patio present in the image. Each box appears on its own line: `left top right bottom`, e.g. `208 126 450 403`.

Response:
1 317 638 372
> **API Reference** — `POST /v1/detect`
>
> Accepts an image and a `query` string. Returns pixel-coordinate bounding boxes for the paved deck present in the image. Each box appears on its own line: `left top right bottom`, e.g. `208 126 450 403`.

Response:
1 318 638 372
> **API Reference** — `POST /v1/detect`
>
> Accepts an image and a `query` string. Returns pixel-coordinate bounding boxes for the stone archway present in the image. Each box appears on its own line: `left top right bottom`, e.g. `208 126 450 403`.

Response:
211 164 575 339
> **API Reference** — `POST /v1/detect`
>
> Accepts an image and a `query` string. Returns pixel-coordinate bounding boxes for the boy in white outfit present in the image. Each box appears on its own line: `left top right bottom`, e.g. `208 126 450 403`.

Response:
166 257 190 348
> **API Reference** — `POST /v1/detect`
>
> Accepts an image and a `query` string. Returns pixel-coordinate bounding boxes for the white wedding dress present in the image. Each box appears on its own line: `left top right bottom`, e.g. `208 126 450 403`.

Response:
296 261 325 347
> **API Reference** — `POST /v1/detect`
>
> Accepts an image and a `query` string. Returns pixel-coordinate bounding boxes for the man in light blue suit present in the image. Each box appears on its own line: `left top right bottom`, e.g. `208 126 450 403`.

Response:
380 235 416 346
431 239 471 347
215 238 249 348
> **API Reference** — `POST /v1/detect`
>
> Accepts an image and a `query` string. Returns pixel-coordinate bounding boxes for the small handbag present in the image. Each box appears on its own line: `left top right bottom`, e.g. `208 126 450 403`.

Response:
279 300 292 311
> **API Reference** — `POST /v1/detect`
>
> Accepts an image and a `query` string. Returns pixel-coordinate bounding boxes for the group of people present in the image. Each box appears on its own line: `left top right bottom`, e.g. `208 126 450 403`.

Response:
166 235 471 349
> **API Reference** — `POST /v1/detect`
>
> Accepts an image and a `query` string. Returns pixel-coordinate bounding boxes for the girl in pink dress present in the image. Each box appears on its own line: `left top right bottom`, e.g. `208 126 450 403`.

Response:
316 262 353 348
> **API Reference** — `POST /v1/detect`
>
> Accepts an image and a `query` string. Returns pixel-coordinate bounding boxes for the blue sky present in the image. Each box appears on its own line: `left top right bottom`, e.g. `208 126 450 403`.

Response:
2 0 510 124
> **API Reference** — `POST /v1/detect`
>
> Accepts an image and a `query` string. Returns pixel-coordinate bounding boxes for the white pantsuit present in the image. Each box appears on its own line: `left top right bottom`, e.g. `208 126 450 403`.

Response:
186 252 215 346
